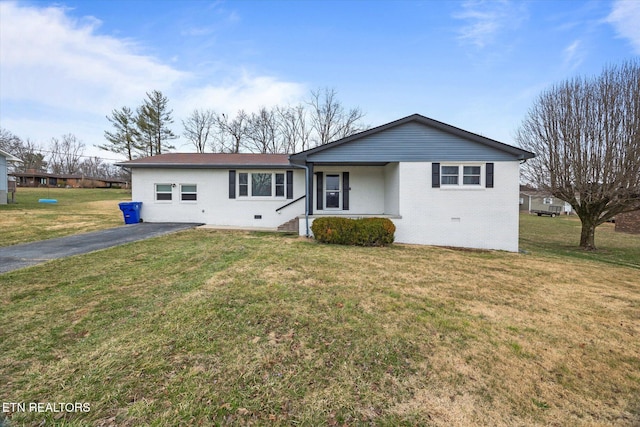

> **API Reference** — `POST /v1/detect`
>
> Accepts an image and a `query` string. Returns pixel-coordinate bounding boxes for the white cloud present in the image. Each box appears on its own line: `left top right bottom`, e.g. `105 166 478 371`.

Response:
453 0 528 48
0 1 187 114
563 39 585 70
0 1 307 157
174 71 306 118
606 0 640 54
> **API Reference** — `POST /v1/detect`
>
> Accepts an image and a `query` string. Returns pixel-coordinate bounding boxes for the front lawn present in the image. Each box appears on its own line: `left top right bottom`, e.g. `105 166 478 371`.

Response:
1 221 639 425
0 187 131 246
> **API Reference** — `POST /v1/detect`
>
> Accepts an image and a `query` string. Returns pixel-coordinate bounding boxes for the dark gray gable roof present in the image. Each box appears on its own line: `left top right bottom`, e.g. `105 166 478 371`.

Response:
289 114 535 163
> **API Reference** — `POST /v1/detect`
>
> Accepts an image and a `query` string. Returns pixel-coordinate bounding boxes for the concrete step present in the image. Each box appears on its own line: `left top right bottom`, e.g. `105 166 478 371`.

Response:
277 217 299 232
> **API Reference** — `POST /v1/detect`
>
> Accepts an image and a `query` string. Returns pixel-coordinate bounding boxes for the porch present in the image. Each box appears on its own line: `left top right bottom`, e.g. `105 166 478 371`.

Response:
273 163 402 236
306 163 401 217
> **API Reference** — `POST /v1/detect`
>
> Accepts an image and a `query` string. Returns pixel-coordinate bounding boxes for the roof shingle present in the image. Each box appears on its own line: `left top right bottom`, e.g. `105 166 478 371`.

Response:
117 153 291 168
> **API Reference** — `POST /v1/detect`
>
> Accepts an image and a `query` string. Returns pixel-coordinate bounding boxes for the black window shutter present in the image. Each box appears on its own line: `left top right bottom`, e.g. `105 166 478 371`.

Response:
315 172 323 210
432 163 440 188
286 170 293 199
229 170 236 199
342 172 350 210
486 163 494 188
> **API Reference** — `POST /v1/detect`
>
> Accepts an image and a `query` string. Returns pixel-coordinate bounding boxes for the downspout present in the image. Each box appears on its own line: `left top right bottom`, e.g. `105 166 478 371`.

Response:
291 163 310 237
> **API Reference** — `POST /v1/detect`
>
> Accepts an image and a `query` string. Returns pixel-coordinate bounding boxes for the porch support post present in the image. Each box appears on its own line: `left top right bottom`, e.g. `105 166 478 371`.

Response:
306 162 314 215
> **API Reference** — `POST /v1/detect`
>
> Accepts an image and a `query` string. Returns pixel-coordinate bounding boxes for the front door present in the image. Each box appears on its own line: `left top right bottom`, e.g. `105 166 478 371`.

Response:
325 174 340 209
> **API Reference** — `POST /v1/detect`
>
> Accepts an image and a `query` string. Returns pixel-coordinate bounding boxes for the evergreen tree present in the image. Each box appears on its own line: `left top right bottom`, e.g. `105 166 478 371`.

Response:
100 106 141 160
135 90 177 156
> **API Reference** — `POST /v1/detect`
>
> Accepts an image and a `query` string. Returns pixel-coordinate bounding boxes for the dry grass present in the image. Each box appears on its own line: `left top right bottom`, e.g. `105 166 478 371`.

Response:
0 188 130 246
1 224 639 426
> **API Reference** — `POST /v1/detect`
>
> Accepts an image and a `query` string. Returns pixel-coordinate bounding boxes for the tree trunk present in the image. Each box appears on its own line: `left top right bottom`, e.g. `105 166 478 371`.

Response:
579 219 597 250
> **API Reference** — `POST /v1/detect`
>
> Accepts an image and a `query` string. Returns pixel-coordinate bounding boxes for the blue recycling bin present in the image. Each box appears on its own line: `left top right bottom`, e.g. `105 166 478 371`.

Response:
118 202 142 224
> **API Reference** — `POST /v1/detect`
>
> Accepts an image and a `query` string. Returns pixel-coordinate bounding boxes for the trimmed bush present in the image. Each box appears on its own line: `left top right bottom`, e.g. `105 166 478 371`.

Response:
311 217 395 246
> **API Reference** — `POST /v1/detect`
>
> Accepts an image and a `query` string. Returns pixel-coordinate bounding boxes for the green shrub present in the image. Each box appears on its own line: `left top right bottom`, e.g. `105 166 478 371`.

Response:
311 217 395 246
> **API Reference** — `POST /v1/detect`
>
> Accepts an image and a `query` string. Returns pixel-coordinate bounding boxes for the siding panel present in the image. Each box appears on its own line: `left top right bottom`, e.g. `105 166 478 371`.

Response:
307 122 517 162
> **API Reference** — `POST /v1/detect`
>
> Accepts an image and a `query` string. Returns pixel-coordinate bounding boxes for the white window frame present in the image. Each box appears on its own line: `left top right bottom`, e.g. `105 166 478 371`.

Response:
543 197 553 205
462 165 481 185
180 184 197 202
155 183 173 202
441 164 483 187
441 166 459 185
237 171 287 199
324 174 341 210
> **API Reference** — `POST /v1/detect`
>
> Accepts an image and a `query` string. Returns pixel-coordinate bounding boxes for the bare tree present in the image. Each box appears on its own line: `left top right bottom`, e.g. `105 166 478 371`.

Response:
79 156 107 179
0 128 22 154
245 107 281 153
215 110 248 153
307 87 366 147
516 59 640 250
17 138 48 172
182 109 216 153
0 129 45 173
48 134 86 175
277 104 312 153
176 88 365 154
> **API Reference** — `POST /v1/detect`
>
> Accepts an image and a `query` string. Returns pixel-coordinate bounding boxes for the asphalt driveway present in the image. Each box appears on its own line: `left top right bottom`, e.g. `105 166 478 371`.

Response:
0 223 202 274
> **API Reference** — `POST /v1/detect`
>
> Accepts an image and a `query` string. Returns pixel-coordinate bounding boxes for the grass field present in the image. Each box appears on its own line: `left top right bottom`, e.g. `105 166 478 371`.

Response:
1 192 639 426
0 187 131 246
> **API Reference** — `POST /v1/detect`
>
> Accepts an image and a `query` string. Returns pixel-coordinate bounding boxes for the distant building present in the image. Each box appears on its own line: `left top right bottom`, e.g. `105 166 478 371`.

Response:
615 209 640 234
11 170 128 189
1 149 22 204
519 187 573 215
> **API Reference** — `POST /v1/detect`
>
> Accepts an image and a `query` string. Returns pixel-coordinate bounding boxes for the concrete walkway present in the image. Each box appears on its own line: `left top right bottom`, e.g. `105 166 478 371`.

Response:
0 223 201 274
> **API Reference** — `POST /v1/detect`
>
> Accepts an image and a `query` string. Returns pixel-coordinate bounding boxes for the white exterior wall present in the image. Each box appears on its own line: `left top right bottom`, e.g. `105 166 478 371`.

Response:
384 163 400 215
131 168 306 228
393 161 520 252
300 162 520 252
0 155 7 205
133 161 521 251
314 165 386 215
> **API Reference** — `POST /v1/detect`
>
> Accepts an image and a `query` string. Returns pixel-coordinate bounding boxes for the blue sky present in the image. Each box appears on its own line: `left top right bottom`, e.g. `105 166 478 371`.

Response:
1 0 639 160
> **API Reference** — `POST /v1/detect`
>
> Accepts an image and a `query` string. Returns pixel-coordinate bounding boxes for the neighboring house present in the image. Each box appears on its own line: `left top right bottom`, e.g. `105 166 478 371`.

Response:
11 171 128 188
519 189 573 215
118 114 535 252
1 149 22 205
615 209 640 234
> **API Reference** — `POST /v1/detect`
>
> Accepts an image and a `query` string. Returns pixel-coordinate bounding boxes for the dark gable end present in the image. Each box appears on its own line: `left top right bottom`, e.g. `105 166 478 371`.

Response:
289 114 535 164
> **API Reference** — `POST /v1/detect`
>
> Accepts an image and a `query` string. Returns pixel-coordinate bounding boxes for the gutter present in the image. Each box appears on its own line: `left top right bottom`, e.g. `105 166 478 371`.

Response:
290 163 310 237
114 163 291 169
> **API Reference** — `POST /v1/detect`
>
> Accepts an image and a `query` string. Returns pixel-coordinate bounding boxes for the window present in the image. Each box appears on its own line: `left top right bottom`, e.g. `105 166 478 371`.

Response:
433 162 493 189
155 184 172 201
441 165 482 186
463 166 481 185
236 172 287 198
325 174 340 208
181 184 197 201
252 173 272 196
275 173 285 197
239 173 248 196
441 166 459 185
543 197 553 205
